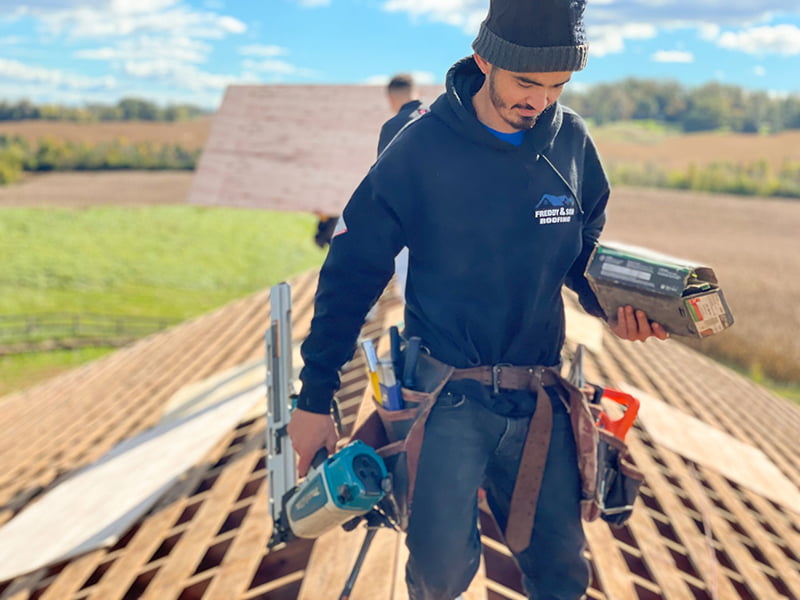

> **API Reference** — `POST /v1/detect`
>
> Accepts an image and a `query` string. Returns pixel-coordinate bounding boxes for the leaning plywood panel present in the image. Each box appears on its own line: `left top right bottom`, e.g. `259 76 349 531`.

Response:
188 84 442 214
629 384 800 512
0 383 263 582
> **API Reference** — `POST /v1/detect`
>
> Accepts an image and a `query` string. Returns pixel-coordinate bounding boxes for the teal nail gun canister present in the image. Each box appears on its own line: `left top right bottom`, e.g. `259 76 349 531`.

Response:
284 440 389 539
265 282 390 548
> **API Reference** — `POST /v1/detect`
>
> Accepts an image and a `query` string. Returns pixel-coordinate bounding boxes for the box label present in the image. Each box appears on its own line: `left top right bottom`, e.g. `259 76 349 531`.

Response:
595 254 687 296
686 293 732 337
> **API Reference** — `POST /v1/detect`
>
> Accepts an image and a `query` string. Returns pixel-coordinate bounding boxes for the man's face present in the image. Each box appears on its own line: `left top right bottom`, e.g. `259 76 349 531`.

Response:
483 63 572 132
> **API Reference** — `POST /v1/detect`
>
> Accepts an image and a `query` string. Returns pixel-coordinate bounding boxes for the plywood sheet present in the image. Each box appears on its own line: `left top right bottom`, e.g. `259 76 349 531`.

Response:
564 302 604 354
626 383 800 512
160 358 264 424
0 382 264 581
188 84 442 215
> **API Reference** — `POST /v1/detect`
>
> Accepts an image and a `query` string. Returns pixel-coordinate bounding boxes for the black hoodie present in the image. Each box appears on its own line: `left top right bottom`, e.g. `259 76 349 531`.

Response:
297 57 609 414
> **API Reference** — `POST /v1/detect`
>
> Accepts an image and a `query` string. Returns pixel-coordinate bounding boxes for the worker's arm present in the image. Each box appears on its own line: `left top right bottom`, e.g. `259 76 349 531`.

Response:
290 172 404 474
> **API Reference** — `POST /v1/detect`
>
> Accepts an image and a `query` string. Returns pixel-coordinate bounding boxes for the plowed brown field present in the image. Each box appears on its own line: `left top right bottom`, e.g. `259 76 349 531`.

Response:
0 171 193 207
595 129 800 170
604 187 800 383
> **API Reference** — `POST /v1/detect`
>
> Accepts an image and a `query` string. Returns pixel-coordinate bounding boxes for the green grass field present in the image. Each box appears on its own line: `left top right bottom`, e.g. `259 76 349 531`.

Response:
0 205 327 395
0 205 325 316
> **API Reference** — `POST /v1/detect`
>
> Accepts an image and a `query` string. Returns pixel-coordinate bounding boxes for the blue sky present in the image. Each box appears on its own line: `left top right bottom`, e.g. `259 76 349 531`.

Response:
1 1 799 110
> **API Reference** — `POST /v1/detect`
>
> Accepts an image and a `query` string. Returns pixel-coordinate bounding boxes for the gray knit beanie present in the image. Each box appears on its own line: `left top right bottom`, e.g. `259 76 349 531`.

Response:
472 0 589 72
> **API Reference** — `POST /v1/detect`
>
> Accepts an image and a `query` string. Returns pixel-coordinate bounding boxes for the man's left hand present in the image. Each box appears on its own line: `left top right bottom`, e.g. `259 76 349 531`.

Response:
610 305 669 342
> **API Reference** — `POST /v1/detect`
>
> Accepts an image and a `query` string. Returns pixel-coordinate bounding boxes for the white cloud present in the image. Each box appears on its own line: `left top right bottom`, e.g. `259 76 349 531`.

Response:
0 2 251 108
379 0 792 27
382 0 486 32
717 24 800 55
577 1 790 28
754 65 766 76
362 74 388 86
410 70 436 85
110 0 179 13
241 58 317 79
39 7 245 39
652 50 694 63
297 0 331 6
699 23 720 41
75 36 210 64
0 0 179 14
2 2 248 102
382 1 662 56
0 56 115 89
241 58 297 75
122 59 234 91
236 43 316 79
587 23 657 57
363 70 436 86
378 0 800 54
239 44 288 57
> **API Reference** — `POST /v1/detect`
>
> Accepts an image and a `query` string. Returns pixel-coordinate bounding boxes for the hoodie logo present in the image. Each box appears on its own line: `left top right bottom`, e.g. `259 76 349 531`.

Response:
533 194 576 225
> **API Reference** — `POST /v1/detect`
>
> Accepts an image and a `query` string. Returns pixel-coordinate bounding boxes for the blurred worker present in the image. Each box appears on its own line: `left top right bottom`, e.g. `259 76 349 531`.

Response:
378 73 428 298
315 73 427 301
377 73 428 155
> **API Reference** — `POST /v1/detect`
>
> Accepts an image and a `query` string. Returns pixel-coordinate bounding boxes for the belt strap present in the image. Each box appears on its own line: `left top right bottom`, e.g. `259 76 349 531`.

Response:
450 364 558 393
505 380 553 553
450 363 559 554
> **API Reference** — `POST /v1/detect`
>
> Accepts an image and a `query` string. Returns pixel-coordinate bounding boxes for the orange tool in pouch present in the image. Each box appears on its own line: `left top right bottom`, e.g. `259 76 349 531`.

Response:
590 385 644 526
595 387 640 442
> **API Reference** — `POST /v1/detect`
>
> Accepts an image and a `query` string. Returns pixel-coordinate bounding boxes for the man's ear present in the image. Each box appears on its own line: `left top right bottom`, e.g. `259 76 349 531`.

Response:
473 53 491 75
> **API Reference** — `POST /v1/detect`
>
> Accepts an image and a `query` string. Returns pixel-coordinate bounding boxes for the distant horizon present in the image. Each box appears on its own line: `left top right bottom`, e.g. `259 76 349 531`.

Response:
1 1 799 110
4 74 799 112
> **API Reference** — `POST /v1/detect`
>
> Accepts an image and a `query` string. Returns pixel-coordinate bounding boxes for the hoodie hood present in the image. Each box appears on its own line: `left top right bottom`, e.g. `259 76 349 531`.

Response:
430 56 563 155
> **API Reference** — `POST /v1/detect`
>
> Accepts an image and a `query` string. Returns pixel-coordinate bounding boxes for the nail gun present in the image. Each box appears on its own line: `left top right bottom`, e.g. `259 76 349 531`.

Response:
265 282 391 549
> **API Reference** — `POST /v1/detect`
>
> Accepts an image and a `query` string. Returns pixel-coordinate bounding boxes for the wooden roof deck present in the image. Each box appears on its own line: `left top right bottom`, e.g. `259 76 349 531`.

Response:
0 268 798 600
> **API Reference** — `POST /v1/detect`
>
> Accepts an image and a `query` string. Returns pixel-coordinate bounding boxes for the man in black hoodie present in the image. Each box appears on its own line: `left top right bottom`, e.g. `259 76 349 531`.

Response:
289 0 668 598
377 73 427 155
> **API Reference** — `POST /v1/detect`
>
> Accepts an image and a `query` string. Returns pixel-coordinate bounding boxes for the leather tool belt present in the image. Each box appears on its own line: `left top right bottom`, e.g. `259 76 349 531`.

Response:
352 353 642 551
450 364 558 394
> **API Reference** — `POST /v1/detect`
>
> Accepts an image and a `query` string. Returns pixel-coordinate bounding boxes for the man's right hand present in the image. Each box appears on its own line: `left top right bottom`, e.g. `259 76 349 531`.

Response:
287 408 339 477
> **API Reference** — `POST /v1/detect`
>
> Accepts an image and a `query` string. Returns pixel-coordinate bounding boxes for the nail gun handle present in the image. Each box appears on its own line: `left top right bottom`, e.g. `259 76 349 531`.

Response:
598 388 640 442
310 447 328 470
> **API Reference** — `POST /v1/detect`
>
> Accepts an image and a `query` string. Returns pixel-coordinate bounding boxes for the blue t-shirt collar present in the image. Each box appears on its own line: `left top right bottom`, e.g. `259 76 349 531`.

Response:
483 124 525 146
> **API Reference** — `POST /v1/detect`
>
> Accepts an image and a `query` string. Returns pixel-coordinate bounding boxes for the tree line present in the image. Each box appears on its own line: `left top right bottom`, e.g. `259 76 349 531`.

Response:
0 135 199 184
2 79 800 132
562 79 800 133
0 97 207 122
607 159 800 199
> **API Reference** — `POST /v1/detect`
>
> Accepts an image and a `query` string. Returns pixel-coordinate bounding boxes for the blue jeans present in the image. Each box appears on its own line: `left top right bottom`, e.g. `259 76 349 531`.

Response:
405 386 589 600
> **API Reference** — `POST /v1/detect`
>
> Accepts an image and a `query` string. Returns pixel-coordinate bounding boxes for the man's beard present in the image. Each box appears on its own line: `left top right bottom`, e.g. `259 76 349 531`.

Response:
488 69 538 131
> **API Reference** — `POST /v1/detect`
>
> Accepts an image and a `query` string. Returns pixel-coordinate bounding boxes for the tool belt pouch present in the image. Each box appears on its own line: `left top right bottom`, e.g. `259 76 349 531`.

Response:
351 354 453 532
594 426 644 527
561 379 642 526
561 378 603 522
